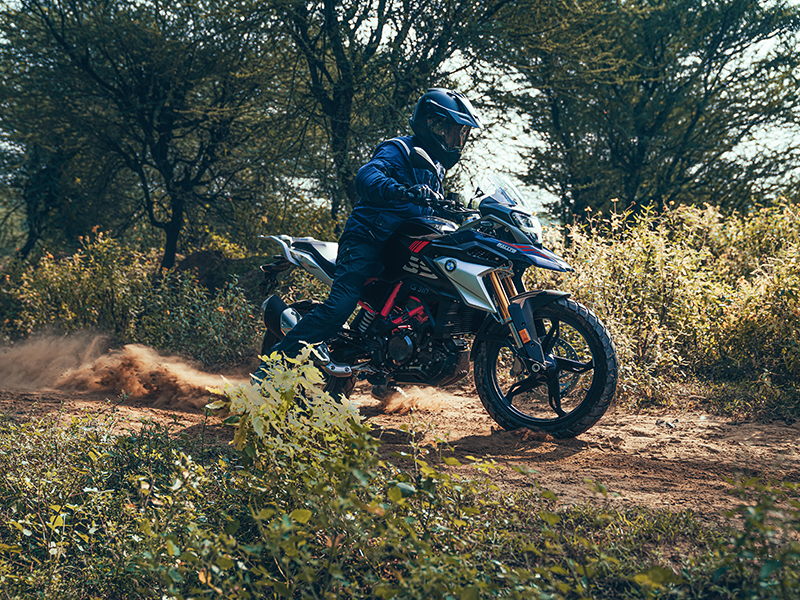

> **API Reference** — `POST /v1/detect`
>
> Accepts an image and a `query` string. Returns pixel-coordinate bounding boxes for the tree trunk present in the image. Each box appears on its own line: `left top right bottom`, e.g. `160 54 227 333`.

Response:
159 193 185 269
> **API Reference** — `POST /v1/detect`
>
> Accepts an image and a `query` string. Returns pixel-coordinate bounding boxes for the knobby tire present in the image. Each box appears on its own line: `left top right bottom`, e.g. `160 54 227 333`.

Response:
473 297 618 438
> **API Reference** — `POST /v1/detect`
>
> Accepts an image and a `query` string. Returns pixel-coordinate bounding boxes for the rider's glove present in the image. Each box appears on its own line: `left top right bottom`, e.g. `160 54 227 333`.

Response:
404 184 436 206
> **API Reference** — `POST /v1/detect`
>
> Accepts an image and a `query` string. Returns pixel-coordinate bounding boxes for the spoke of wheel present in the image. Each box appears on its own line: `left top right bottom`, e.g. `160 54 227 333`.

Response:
541 318 560 355
548 374 565 416
555 356 593 374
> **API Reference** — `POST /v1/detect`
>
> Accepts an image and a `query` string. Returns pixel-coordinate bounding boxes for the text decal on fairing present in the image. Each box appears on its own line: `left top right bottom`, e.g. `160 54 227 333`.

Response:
410 283 431 295
403 255 437 279
496 243 517 254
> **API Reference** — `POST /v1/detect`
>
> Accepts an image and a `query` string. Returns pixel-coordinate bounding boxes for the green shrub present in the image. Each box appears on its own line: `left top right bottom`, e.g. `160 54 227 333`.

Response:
0 410 162 599
709 202 800 282
129 358 739 599
0 257 27 345
10 233 155 337
716 479 800 600
134 274 260 367
0 233 260 366
528 201 800 413
719 249 800 384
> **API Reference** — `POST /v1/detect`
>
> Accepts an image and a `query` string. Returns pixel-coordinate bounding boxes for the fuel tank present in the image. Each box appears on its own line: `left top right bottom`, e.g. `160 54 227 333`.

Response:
380 216 456 282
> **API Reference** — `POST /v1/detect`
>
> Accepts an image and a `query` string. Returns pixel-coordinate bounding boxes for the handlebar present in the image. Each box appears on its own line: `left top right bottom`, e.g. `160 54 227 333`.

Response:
431 193 479 224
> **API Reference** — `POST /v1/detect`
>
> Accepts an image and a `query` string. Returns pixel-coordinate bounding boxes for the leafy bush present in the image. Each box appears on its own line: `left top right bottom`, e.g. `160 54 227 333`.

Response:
134 275 260 367
0 409 158 598
718 479 800 599
0 233 260 366
0 257 27 345
528 201 800 415
10 233 154 336
719 251 800 383
129 358 777 599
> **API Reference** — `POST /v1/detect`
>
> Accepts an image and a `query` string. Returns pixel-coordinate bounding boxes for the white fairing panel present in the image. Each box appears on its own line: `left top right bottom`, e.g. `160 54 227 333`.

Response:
432 258 498 313
268 235 298 265
268 234 337 288
293 251 333 287
294 237 339 263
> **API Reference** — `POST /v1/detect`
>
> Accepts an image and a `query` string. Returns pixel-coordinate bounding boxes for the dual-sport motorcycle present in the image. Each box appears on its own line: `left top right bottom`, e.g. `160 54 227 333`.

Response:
258 148 618 438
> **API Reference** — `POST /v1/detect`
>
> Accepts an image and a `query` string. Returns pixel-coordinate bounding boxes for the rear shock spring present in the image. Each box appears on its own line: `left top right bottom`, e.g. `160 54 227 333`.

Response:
355 309 376 333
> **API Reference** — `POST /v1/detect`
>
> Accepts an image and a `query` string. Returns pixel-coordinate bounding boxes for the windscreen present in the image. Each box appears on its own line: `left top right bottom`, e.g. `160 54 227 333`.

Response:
475 174 540 215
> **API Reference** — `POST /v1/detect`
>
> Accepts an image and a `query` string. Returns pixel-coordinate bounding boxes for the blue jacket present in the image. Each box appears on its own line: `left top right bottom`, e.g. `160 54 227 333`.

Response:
343 136 444 243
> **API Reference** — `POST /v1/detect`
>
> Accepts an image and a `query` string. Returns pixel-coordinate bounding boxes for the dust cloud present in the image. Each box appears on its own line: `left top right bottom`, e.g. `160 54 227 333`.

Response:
0 333 111 390
377 385 452 415
0 334 244 410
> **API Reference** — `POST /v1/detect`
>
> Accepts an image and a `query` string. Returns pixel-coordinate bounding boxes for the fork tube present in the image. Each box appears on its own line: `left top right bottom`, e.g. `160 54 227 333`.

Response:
488 271 524 348
502 277 519 299
488 271 511 321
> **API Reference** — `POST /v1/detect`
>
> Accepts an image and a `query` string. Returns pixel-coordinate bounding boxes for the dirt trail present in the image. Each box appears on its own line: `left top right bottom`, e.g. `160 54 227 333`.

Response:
1 336 798 515
359 385 800 515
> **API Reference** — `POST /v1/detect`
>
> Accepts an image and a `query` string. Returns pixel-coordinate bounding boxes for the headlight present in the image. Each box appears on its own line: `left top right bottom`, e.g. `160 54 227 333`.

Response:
511 211 543 244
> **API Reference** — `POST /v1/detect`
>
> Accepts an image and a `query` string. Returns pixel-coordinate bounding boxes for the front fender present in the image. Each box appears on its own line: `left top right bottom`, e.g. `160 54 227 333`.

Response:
470 290 570 360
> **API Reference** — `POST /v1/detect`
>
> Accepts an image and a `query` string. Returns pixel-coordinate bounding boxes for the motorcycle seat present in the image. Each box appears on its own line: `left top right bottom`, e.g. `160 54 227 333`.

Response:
293 238 338 279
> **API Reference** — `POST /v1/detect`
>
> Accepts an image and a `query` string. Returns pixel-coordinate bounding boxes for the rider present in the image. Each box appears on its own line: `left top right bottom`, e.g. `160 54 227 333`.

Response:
252 88 483 396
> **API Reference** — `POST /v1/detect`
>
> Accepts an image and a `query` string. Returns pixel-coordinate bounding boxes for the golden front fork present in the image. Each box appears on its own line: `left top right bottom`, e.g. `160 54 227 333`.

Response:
487 271 511 320
487 271 519 321
503 277 519 299
488 271 527 348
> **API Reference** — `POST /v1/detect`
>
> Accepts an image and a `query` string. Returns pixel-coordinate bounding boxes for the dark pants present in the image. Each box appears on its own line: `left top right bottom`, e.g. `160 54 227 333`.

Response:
271 233 383 358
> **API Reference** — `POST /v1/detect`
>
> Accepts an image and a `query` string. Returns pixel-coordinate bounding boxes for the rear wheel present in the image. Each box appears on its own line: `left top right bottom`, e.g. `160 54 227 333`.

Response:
473 297 617 438
260 301 356 400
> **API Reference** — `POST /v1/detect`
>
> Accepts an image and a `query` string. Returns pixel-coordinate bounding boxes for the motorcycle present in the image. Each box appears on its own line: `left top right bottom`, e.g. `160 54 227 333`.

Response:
257 148 618 438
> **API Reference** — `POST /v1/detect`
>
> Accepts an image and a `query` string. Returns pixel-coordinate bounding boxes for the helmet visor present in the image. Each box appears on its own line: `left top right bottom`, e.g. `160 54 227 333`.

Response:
428 114 472 151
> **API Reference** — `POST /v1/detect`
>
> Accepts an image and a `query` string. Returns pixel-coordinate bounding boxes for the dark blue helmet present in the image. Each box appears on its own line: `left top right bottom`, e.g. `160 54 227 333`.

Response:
409 88 483 170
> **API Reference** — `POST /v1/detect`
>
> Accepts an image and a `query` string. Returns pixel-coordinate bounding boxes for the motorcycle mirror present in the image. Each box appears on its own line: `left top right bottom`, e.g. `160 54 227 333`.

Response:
410 147 439 175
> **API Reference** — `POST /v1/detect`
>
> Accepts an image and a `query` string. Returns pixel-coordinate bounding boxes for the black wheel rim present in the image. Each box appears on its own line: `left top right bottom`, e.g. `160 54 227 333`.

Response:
487 311 600 425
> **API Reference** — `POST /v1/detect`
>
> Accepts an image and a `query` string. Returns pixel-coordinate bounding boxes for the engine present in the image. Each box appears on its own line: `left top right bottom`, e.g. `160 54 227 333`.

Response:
381 323 470 387
348 291 474 387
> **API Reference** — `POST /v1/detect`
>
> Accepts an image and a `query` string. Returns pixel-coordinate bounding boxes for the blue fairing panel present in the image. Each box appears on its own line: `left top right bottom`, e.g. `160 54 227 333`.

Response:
489 241 573 272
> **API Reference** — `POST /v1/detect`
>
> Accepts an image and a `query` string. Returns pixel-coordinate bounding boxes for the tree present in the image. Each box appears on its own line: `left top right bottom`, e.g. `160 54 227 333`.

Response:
0 0 303 267
0 137 133 260
487 0 800 224
268 0 513 221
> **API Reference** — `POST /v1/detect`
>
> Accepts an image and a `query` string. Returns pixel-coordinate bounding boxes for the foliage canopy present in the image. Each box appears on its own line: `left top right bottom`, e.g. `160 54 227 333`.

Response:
0 0 798 261
485 0 800 223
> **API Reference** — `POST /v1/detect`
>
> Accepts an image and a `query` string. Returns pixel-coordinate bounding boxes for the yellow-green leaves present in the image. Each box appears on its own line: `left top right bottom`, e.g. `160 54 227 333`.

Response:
210 348 361 470
290 509 312 525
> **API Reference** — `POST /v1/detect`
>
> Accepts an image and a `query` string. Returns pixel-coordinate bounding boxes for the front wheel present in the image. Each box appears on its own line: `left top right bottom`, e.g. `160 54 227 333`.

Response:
473 297 617 438
260 301 356 400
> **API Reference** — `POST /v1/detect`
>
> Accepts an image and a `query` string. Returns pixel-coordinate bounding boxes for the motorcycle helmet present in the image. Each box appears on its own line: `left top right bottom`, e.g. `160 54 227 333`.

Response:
409 88 483 170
